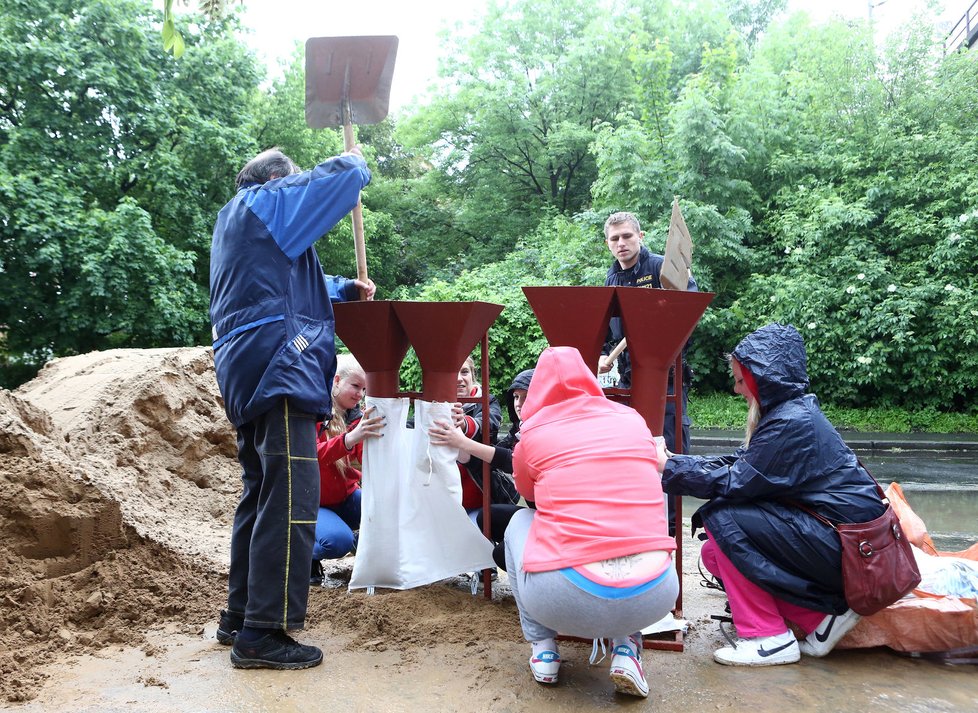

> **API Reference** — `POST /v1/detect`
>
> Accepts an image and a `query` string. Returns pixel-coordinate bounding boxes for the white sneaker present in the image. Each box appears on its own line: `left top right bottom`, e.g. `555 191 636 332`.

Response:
713 631 800 667
799 609 861 657
528 649 561 684
609 635 649 698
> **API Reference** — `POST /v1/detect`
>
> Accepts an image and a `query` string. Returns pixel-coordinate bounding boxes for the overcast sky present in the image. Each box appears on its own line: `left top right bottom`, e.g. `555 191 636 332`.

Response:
234 0 958 112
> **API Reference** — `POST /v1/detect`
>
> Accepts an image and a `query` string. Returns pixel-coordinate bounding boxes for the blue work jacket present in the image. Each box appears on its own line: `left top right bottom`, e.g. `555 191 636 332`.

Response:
209 154 370 427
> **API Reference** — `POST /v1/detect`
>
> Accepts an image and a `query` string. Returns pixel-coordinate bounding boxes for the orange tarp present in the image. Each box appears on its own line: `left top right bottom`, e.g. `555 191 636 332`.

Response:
838 483 978 653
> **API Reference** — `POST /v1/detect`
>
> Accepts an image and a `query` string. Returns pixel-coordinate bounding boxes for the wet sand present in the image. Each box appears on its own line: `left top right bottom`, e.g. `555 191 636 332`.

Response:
13 550 978 713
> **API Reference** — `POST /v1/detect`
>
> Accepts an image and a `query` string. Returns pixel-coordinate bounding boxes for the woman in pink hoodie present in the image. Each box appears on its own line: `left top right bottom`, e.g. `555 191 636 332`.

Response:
506 347 677 698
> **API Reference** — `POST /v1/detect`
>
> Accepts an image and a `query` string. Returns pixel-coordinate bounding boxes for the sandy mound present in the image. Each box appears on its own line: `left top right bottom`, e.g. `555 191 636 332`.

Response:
16 348 241 567
1 349 236 702
0 348 530 705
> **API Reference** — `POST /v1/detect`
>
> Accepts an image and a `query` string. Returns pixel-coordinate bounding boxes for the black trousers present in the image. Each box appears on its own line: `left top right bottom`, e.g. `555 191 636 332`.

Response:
226 398 320 630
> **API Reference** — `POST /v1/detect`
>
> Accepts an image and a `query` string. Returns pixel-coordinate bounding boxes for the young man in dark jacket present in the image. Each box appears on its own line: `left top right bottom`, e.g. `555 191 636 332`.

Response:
599 211 697 456
599 211 697 536
210 147 372 670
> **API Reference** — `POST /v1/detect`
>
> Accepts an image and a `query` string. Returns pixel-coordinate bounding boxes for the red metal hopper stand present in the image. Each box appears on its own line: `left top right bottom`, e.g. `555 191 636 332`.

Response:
333 300 504 598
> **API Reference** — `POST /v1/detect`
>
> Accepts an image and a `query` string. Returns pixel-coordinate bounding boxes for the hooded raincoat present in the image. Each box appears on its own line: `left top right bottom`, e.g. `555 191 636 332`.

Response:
514 347 674 573
662 323 885 613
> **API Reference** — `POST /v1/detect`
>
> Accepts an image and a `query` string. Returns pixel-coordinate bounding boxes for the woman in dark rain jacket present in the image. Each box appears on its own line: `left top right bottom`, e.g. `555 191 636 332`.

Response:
661 323 885 667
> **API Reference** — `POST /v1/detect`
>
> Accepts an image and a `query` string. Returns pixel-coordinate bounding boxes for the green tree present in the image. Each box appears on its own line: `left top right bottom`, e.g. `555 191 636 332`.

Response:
724 18 978 409
0 0 260 385
398 0 635 268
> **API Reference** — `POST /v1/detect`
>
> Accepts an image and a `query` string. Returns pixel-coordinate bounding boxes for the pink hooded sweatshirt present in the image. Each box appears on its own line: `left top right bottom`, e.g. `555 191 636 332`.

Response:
513 347 675 573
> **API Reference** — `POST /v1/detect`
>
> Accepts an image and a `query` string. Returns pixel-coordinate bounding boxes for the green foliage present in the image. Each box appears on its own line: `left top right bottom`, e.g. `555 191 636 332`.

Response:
687 391 748 429
821 404 978 434
0 0 260 383
396 0 637 272
6 0 978 423
690 394 978 433
397 214 604 395
162 0 186 58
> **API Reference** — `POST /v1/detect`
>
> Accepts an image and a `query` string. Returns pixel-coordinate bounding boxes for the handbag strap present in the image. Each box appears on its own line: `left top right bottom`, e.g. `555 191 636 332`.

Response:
784 458 887 530
856 458 888 503
786 499 838 531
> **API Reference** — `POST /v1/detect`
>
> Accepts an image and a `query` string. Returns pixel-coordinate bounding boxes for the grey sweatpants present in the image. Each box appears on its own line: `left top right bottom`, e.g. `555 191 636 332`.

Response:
504 508 679 642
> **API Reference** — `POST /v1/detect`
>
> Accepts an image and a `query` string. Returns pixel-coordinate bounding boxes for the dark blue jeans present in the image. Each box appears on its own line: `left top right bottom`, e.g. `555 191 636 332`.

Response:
313 489 361 560
226 398 319 630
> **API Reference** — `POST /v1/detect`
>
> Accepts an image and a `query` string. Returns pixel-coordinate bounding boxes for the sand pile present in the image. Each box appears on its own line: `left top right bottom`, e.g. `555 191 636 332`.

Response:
0 348 235 703
0 347 525 705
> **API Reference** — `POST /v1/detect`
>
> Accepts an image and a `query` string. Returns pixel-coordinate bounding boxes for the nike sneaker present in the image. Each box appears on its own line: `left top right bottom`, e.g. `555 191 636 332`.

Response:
713 630 800 666
799 609 861 657
609 634 649 698
529 649 561 684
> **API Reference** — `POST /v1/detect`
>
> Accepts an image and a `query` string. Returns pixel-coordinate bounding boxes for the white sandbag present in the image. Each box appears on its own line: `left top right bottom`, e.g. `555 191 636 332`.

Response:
349 397 495 590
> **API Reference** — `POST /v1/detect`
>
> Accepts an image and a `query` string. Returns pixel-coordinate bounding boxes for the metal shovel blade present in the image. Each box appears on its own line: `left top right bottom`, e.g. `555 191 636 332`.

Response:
305 35 399 128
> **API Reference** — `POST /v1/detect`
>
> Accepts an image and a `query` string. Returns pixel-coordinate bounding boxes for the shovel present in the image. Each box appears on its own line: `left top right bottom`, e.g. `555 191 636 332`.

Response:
305 35 399 299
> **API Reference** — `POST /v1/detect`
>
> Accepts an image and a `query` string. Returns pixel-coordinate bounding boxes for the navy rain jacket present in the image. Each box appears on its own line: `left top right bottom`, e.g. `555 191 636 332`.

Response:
661 323 884 613
210 154 370 427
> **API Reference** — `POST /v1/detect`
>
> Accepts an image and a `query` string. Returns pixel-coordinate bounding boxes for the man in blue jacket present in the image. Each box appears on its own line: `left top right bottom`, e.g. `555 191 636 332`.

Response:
599 211 697 457
599 211 697 537
209 147 372 670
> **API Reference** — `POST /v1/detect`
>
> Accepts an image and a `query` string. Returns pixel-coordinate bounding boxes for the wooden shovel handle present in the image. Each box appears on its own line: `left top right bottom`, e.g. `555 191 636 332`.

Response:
606 337 628 363
599 338 627 375
344 120 369 300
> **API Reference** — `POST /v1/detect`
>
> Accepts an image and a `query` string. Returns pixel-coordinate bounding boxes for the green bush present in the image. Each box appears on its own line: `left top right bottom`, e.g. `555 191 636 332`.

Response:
687 392 748 430
690 393 978 433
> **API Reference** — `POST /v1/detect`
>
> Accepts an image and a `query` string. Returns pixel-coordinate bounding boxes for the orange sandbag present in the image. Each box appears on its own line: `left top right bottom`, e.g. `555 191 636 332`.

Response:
886 482 938 555
836 483 978 653
944 542 978 561
838 595 978 652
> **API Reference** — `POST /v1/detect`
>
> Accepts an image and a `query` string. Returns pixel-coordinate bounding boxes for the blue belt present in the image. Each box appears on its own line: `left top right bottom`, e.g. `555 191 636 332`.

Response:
212 314 285 351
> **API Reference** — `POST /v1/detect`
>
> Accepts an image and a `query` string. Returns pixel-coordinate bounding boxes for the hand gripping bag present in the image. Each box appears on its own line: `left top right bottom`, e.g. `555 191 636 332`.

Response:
349 397 495 590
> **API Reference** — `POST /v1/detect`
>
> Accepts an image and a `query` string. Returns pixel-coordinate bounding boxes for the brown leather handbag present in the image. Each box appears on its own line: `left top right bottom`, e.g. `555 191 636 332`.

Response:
793 480 922 616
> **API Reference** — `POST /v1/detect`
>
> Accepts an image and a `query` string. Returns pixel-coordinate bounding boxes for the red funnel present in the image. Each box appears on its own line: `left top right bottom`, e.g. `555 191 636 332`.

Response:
333 301 410 397
393 302 504 401
522 287 617 371
615 289 714 435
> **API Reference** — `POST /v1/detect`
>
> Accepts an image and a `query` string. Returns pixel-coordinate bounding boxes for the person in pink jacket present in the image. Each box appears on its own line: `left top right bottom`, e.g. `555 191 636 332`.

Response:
506 346 678 698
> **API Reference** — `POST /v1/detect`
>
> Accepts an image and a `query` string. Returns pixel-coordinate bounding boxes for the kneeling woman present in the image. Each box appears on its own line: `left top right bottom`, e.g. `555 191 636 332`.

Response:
506 347 677 699
312 356 385 584
662 323 884 666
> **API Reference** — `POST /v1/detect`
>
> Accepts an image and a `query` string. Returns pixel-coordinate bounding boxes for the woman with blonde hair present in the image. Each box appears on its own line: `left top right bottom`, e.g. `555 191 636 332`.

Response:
311 355 385 584
661 323 883 666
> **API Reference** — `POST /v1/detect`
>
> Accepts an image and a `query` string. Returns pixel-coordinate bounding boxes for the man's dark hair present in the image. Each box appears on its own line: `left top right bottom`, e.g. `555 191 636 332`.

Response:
235 149 299 190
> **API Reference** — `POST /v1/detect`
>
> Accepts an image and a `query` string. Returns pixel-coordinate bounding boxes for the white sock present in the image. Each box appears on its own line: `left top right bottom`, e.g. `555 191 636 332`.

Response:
531 638 558 656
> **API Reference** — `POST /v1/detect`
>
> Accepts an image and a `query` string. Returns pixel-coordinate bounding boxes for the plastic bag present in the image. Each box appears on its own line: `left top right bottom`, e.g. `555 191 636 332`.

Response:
349 397 495 590
915 547 978 598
